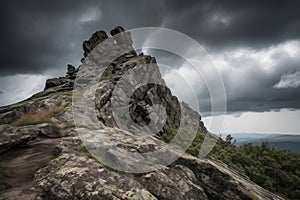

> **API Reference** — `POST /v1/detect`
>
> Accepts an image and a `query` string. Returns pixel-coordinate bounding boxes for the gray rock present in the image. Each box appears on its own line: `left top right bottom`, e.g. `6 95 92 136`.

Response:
110 26 125 36
0 92 72 125
33 126 284 200
0 137 61 200
0 109 23 124
82 30 108 58
110 26 133 47
66 64 77 80
0 124 53 154
94 49 205 135
39 64 78 97
35 143 157 200
0 27 285 200
44 77 73 90
67 64 76 75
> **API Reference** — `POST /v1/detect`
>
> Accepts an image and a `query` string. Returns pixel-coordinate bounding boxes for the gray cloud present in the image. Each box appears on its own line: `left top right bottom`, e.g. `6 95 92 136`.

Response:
1 0 300 76
273 71 300 88
0 0 300 114
162 39 300 115
0 74 49 106
0 1 85 76
219 54 300 114
0 0 166 76
159 0 300 50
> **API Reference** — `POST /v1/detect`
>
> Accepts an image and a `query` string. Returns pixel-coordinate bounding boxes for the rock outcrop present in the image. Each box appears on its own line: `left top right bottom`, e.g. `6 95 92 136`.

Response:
0 26 284 200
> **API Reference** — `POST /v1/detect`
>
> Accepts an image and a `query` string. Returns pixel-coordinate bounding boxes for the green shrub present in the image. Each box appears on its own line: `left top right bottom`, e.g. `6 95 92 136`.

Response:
160 129 300 199
209 137 300 199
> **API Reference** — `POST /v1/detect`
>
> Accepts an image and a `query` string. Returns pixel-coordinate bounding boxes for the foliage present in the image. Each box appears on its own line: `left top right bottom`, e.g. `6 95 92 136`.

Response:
209 137 300 199
160 130 300 199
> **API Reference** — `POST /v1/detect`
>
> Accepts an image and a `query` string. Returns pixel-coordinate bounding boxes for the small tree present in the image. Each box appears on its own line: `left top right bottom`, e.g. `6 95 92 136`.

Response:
225 134 236 146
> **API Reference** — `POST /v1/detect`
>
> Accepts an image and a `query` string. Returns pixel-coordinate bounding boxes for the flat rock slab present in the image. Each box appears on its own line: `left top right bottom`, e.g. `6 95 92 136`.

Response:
0 137 61 200
0 124 55 154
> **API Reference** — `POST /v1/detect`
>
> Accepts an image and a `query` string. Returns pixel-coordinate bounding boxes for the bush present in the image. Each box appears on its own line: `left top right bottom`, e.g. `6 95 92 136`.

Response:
209 136 300 199
160 129 300 199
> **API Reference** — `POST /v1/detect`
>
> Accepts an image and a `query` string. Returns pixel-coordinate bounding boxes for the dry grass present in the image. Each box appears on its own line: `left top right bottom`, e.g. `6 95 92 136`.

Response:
12 101 69 126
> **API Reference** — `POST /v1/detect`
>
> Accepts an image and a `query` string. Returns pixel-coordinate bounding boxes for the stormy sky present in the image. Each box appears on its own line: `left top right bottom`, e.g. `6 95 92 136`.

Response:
0 0 300 133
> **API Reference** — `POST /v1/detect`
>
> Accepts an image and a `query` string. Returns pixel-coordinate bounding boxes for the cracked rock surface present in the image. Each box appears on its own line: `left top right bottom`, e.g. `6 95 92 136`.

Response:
0 26 284 200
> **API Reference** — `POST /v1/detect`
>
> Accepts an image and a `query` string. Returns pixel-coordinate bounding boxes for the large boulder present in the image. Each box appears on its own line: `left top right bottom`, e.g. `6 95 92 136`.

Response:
34 126 284 200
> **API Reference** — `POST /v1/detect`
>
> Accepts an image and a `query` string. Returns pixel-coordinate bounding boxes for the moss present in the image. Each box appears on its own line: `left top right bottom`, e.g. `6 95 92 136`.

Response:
11 110 51 126
77 146 94 159
59 91 73 96
61 124 75 130
51 124 61 134
159 128 179 143
103 164 127 175
159 128 206 156
51 102 70 117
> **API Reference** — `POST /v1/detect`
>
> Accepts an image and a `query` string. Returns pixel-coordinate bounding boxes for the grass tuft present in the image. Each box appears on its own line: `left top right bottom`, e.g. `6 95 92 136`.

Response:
12 101 69 126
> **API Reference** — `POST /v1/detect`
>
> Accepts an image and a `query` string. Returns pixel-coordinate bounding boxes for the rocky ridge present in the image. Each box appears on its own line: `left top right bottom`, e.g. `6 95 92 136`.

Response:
0 26 284 200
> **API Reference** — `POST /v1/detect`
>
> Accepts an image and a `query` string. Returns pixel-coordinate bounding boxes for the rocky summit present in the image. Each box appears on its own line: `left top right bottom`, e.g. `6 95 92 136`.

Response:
0 26 284 200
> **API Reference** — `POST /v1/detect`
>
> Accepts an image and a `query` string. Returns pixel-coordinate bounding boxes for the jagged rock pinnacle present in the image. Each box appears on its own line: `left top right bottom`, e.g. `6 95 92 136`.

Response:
82 30 108 58
0 26 285 200
81 26 134 62
110 26 125 36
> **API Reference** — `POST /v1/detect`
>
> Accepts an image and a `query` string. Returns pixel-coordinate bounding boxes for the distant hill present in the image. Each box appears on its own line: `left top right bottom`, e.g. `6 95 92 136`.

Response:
222 133 300 153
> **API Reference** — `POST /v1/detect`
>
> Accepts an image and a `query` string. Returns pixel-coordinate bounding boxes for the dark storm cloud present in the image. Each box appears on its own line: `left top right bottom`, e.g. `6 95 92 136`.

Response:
0 0 165 76
0 0 300 113
188 41 300 115
1 0 300 76
159 0 300 50
0 0 90 76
